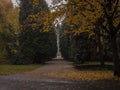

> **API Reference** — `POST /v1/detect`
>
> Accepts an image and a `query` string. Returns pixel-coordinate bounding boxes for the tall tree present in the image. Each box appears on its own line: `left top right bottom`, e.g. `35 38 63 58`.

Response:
17 0 57 64
101 0 120 76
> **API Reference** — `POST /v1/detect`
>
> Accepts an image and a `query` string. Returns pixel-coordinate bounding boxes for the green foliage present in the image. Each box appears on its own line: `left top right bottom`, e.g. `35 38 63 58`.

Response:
19 0 33 24
12 30 56 65
60 34 72 59
61 30 114 64
16 0 57 64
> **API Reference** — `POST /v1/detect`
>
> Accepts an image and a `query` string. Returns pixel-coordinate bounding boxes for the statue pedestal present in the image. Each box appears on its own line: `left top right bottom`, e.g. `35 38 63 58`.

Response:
55 55 64 60
53 52 64 60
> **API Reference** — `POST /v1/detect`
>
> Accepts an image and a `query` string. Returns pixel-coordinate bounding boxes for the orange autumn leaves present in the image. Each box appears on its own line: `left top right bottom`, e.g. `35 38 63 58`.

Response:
32 0 100 35
38 70 116 80
64 0 102 35
26 0 120 36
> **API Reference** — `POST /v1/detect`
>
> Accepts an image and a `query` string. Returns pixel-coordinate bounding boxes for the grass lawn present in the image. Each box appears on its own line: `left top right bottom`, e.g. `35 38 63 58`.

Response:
0 65 40 75
74 62 114 70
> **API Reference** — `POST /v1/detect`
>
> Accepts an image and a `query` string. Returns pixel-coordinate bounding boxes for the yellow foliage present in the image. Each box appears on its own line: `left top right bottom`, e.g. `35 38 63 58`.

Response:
0 0 19 33
29 0 120 35
62 0 120 36
64 0 103 35
33 0 39 7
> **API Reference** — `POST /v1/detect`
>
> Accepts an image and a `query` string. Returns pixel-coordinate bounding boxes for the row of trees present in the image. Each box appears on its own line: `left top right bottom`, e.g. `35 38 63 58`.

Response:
37 0 120 76
58 0 120 76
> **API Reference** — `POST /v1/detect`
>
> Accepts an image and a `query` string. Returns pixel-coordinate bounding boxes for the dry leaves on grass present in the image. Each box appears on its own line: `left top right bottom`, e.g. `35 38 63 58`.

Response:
41 70 120 80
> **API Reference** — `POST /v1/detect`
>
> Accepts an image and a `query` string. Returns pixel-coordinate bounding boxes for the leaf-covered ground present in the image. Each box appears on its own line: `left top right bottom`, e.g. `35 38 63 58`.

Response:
42 70 120 81
20 60 120 81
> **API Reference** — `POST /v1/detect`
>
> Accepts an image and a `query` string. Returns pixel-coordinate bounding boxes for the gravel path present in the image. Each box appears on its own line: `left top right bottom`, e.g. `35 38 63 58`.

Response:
0 60 120 90
22 60 76 76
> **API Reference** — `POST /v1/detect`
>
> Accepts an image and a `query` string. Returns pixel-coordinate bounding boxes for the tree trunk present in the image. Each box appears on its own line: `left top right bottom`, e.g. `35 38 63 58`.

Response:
97 30 104 66
111 35 120 77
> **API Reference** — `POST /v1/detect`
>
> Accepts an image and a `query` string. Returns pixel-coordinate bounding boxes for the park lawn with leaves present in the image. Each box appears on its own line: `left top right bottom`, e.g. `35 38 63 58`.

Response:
41 62 120 80
0 65 40 75
42 70 120 81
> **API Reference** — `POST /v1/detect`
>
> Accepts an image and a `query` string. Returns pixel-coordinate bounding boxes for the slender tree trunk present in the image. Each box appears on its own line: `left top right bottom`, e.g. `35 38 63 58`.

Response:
97 30 104 66
111 35 120 76
99 38 104 66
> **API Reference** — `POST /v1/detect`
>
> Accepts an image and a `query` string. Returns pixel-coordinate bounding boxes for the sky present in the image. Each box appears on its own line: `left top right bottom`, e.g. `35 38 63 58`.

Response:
11 0 67 7
45 0 52 6
11 0 19 7
11 0 52 7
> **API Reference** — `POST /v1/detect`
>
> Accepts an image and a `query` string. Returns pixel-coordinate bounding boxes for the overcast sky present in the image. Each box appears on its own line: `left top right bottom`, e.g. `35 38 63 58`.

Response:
45 0 52 6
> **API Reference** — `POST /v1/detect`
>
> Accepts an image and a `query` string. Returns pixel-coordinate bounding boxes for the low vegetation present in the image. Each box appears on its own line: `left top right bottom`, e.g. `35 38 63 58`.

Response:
0 65 40 75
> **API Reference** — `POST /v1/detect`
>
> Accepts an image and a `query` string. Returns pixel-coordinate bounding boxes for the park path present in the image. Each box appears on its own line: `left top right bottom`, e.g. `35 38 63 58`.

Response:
0 60 120 90
22 60 77 77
